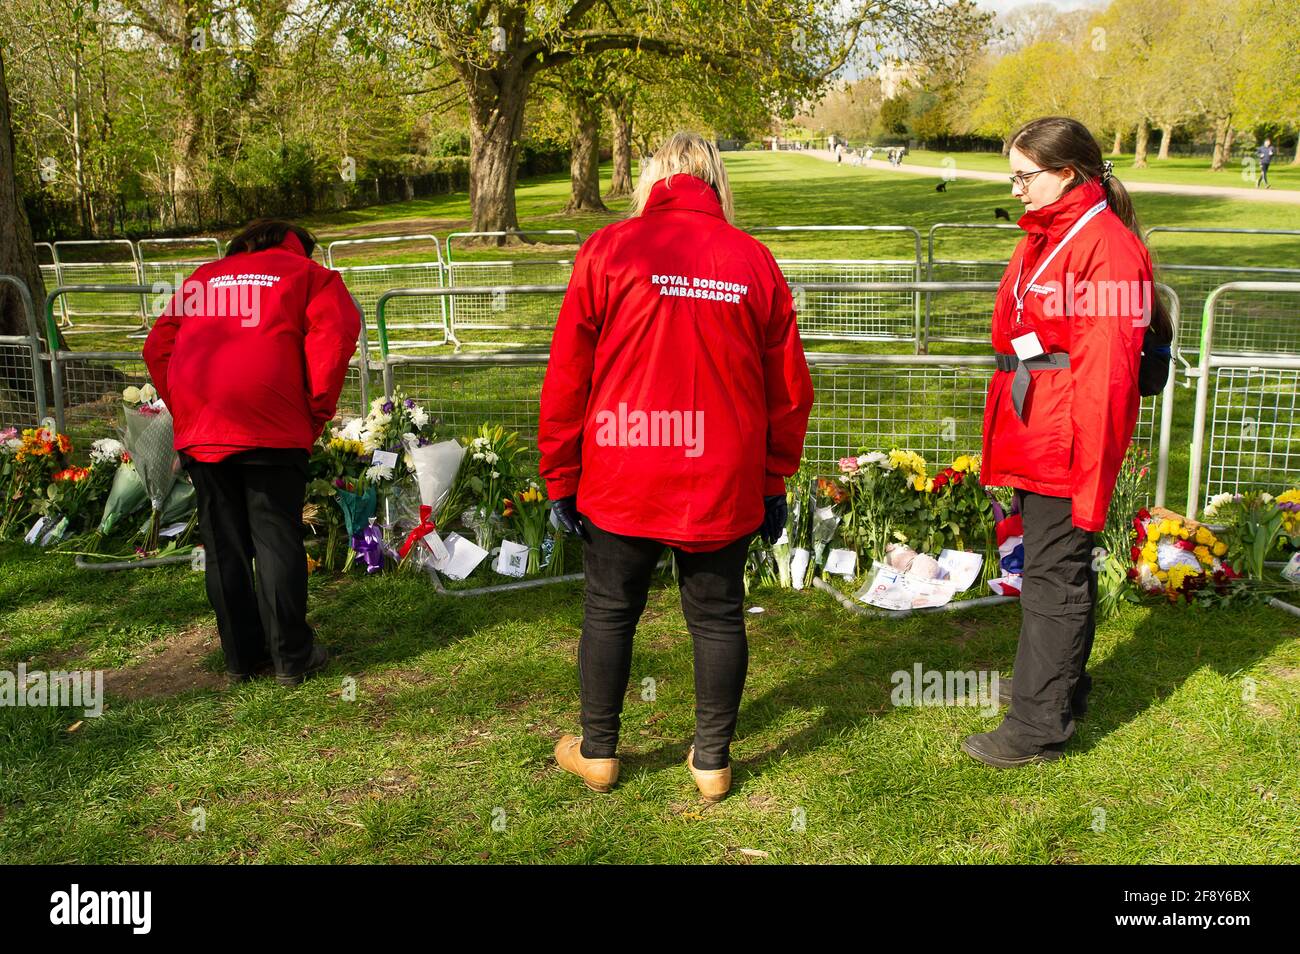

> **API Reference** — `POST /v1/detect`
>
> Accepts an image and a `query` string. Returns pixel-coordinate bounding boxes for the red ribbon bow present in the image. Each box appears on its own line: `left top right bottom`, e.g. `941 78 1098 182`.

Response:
398 505 438 560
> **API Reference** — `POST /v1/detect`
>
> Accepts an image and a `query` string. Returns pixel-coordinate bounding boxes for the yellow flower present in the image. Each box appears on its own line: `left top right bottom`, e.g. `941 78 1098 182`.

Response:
912 475 926 492
1195 526 1214 546
1194 545 1211 565
1213 541 1227 556
924 477 935 493
1147 527 1161 543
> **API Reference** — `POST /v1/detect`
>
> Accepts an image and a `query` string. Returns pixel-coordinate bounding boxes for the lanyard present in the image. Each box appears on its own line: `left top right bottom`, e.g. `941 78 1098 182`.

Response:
1013 199 1108 322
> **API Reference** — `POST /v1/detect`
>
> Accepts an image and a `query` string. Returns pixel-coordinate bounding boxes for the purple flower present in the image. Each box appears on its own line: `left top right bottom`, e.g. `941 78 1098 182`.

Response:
404 398 415 409
382 401 394 414
333 477 345 488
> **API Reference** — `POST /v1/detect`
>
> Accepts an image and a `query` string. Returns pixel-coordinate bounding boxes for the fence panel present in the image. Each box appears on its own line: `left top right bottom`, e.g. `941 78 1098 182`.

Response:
50 240 145 332
1186 282 1300 517
328 236 449 353
445 230 580 348
924 223 1021 346
1145 228 1300 356
0 275 47 426
375 286 1172 506
137 237 223 289
751 226 924 345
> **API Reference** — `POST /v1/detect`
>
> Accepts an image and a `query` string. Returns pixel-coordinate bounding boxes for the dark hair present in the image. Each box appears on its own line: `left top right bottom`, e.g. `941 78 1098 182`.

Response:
224 219 317 258
1010 116 1173 344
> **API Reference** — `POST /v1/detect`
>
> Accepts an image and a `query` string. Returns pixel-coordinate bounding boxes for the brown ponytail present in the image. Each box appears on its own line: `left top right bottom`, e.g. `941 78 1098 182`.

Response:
1010 117 1174 344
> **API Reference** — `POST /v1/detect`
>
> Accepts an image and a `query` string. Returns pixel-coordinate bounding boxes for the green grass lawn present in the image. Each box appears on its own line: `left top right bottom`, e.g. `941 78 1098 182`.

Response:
0 542 1296 864
6 151 1298 864
904 148 1300 193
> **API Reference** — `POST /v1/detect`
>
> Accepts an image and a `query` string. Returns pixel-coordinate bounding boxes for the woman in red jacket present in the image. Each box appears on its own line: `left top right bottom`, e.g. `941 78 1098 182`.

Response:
964 117 1174 768
143 219 359 686
540 132 813 800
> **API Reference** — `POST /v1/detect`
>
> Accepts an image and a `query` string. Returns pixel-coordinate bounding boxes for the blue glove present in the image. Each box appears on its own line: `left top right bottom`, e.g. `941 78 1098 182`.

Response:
760 494 787 545
551 495 591 542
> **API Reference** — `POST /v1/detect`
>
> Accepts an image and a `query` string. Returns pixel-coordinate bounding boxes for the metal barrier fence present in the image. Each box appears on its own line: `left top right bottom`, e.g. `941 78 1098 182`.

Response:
0 275 48 427
327 235 450 353
444 230 581 346
1186 282 1300 518
137 237 223 290
752 225 924 345
924 223 1022 346
1145 228 1300 356
375 284 1176 507
51 239 147 331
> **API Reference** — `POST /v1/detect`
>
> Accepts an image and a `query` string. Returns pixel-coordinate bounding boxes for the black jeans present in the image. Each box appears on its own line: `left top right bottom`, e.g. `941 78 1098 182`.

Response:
182 449 316 677
577 513 754 770
1000 491 1096 748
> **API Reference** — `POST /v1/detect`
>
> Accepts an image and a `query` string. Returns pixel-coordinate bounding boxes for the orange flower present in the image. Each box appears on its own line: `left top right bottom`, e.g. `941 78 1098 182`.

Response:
57 434 72 454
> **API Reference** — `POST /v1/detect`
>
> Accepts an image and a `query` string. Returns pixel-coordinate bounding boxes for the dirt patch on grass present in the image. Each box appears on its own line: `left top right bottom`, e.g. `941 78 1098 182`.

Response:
103 625 225 701
326 218 465 242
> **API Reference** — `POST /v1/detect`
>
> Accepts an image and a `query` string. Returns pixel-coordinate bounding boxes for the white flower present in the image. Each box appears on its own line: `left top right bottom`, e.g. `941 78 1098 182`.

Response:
140 383 157 402
5 438 20 452
473 451 485 462
485 451 499 465
491 470 500 479
409 405 428 428
90 438 125 465
861 451 891 470
336 418 365 442
365 462 394 482
122 385 141 404
1202 492 1234 518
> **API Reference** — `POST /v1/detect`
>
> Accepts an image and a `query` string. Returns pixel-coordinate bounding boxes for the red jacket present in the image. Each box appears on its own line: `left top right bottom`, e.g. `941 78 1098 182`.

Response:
979 178 1153 532
538 174 814 551
143 232 359 460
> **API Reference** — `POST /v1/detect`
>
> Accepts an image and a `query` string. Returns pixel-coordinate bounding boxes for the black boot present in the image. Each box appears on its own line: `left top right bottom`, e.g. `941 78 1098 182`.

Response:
961 726 1064 768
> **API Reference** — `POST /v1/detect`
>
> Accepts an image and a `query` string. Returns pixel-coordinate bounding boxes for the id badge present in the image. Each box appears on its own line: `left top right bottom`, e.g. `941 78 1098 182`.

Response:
1011 330 1045 361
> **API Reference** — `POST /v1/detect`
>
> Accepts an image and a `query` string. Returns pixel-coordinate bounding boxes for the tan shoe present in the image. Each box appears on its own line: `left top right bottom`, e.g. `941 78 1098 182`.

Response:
554 734 619 793
686 745 732 802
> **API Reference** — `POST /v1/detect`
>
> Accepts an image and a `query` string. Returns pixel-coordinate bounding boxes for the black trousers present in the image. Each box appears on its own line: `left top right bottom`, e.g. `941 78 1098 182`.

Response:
1001 491 1097 748
577 513 754 770
182 449 316 677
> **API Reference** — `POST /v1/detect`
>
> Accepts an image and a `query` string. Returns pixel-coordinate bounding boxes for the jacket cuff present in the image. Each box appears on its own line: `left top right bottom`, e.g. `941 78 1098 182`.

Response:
764 474 787 497
546 476 579 501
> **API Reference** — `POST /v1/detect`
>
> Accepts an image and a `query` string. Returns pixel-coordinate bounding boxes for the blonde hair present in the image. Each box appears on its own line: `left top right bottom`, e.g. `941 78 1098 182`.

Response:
629 131 735 223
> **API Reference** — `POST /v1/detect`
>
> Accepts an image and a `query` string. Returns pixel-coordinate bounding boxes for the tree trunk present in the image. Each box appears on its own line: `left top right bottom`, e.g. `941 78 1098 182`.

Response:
1157 123 1173 160
1000 136 1010 157
1210 115 1232 171
607 99 633 197
1111 129 1123 155
171 9 205 215
565 98 607 213
1132 120 1150 168
0 48 51 346
465 70 530 237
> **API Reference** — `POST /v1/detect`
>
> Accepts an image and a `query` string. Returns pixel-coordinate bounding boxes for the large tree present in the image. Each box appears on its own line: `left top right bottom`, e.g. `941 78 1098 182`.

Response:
382 0 979 237
0 47 49 343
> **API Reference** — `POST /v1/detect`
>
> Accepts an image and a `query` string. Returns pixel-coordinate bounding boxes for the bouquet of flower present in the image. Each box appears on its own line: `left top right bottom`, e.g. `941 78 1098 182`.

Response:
306 429 372 570
1 421 72 539
503 482 548 575
461 424 522 553
1129 510 1237 603
1203 489 1300 578
811 476 849 570
121 384 178 551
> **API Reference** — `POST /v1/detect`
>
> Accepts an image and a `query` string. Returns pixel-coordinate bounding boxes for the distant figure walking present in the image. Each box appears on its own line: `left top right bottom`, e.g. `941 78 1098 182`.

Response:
1257 138 1275 189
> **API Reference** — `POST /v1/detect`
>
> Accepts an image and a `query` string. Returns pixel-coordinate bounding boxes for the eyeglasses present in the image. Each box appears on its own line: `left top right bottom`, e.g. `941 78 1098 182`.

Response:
1009 169 1052 191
